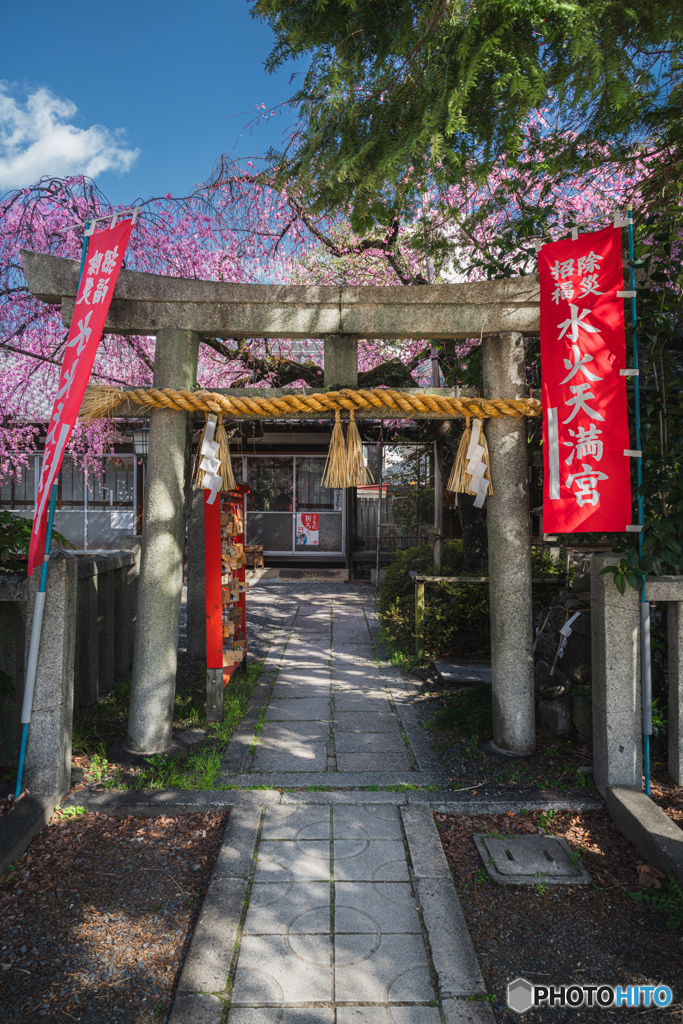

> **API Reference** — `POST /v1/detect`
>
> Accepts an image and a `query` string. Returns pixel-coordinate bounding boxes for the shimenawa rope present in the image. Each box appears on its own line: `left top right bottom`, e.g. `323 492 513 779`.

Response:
79 385 541 422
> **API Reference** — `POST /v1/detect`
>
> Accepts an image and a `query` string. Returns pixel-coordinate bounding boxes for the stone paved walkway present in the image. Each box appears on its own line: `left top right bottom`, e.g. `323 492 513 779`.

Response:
164 583 494 1023
217 582 445 788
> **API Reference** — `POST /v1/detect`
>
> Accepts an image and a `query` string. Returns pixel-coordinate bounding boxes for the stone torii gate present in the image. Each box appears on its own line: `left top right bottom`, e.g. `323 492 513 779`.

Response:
21 249 542 757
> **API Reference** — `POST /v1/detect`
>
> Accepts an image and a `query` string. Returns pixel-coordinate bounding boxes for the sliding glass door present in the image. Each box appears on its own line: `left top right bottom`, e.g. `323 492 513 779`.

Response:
245 456 344 555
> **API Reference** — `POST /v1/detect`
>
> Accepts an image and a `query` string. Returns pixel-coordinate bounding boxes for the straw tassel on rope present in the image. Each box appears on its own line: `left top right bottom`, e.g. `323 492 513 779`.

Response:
322 410 350 488
346 410 374 487
194 413 235 501
446 417 492 507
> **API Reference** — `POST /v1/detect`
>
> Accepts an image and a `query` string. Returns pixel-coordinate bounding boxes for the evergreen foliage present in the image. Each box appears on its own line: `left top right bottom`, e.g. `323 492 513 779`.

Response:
252 0 683 230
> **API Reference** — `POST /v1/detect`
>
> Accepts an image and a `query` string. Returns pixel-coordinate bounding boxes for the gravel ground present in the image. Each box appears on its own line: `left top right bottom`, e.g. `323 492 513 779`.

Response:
436 808 683 1022
0 808 228 1023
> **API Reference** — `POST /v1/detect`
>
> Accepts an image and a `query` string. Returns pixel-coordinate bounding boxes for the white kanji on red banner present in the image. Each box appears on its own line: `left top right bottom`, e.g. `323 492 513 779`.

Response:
540 226 632 533
28 218 135 574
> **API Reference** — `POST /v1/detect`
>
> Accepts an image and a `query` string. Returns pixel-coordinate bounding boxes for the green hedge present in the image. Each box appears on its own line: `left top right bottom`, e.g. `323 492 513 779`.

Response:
378 541 566 661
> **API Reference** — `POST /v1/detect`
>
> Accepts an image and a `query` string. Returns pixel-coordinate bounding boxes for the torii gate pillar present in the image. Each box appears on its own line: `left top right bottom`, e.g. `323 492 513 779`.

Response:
126 329 199 754
482 331 535 754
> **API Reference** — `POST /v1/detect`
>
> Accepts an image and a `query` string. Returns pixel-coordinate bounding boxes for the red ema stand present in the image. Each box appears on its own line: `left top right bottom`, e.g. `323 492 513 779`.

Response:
204 482 250 721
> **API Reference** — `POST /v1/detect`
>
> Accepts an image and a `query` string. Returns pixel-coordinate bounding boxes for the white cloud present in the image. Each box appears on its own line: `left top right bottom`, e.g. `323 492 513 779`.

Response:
0 83 139 191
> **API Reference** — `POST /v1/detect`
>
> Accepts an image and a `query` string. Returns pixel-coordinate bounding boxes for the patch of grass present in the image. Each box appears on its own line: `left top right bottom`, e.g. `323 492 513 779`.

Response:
54 805 88 820
430 683 493 741
630 871 683 929
131 747 223 791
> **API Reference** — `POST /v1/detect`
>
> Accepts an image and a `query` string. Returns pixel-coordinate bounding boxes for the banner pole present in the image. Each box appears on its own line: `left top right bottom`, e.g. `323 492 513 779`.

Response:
15 219 91 799
14 483 58 799
626 203 651 796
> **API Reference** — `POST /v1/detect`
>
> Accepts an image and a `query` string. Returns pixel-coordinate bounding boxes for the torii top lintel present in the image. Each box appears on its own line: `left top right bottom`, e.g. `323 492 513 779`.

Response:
20 249 540 341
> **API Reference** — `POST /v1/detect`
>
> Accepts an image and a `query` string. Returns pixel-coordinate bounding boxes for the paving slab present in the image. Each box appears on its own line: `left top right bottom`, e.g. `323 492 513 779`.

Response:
333 694 392 712
333 840 410 882
334 712 403 734
333 805 403 840
336 752 411 772
245 882 331 935
265 698 332 722
337 1009 441 1024
255 840 331 883
334 732 407 754
231 934 332 1002
261 805 331 841
335 882 421 933
333 933 435 1001
229 1010 334 1024
251 745 328 773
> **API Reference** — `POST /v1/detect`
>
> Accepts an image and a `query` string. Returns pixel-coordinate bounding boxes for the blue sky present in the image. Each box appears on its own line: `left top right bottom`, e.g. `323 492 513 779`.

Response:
0 1 303 203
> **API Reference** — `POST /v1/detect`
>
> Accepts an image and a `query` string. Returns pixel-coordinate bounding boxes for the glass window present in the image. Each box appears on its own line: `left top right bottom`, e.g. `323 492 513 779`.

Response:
88 457 134 506
295 458 336 511
246 458 293 512
0 459 36 506
60 456 84 506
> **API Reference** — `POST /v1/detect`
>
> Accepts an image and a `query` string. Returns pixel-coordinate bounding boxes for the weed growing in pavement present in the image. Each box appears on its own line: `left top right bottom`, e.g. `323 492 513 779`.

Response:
629 872 683 929
538 809 557 832
132 747 223 791
54 806 87 820
535 883 549 895
3 864 16 885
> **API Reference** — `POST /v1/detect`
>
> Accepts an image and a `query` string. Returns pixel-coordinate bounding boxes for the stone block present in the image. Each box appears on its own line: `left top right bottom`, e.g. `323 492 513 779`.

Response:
400 804 451 879
607 785 683 887
337 752 410 772
415 877 487 997
265 698 331 722
591 553 641 796
212 806 262 880
176 876 247 993
24 551 77 797
536 699 571 736
168 994 223 1024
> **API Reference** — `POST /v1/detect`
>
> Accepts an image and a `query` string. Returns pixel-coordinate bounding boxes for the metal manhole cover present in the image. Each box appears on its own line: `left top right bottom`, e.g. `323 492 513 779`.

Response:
473 833 591 886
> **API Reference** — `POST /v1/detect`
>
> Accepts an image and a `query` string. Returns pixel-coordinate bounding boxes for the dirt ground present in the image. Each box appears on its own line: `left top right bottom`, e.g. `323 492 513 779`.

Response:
436 808 683 1022
0 808 228 1023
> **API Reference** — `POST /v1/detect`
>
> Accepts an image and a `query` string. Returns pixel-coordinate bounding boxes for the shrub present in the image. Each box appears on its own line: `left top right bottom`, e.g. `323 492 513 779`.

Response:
378 541 566 661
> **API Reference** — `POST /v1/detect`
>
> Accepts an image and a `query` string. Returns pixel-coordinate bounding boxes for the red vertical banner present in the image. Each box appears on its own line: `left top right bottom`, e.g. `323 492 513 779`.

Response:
540 226 632 533
204 492 223 669
28 218 135 573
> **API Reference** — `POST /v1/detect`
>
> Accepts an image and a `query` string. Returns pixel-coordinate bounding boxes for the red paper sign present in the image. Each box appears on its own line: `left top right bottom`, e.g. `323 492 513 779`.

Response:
540 226 633 534
28 219 134 574
297 513 319 546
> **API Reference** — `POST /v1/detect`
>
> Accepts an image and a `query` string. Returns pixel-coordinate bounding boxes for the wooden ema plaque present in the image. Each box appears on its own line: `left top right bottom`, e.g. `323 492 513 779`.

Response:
204 482 250 720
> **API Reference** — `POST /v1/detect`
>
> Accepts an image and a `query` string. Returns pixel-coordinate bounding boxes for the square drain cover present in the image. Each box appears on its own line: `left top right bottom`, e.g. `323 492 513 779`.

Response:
474 834 591 886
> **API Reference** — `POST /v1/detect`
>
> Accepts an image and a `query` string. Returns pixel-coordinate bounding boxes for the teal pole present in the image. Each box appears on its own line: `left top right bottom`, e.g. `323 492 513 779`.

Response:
626 203 651 796
14 483 58 798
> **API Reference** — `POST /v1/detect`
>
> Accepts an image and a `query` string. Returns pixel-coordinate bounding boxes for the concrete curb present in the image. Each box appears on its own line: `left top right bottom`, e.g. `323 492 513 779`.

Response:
168 806 263 1024
62 787 604 816
0 794 60 876
607 785 683 885
401 803 489 1001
